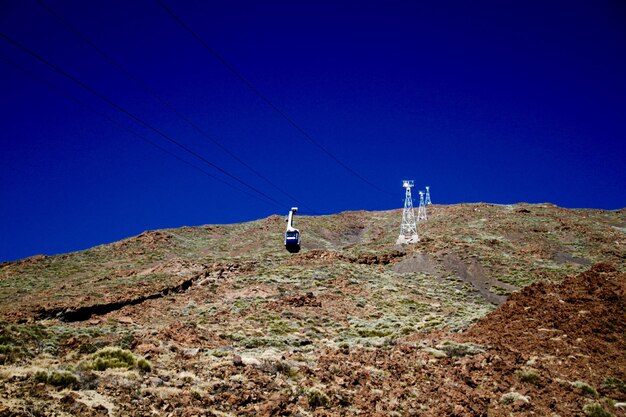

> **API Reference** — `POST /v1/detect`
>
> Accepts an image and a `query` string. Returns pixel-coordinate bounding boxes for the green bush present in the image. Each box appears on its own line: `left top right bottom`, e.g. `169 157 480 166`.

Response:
34 369 78 387
500 391 529 405
211 350 228 358
48 370 79 387
0 344 24 364
34 370 49 383
572 380 598 397
91 347 151 372
307 388 330 408
517 369 540 385
602 377 626 394
582 403 613 417
137 358 152 372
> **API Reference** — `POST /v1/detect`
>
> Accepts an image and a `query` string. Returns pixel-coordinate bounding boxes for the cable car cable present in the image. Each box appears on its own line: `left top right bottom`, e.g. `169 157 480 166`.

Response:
35 0 318 214
155 0 394 198
0 54 282 210
0 30 288 209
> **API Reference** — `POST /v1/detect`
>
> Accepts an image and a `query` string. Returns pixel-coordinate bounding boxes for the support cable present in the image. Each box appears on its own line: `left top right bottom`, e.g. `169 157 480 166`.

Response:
0 54 282 209
36 0 317 213
0 30 286 208
155 0 393 197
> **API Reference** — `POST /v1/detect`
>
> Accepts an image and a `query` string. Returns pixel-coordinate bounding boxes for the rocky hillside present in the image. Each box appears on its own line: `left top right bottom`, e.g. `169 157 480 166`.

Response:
0 203 624 416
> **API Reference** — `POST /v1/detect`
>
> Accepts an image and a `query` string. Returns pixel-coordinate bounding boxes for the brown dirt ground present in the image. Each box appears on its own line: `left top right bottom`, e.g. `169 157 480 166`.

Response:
3 264 622 416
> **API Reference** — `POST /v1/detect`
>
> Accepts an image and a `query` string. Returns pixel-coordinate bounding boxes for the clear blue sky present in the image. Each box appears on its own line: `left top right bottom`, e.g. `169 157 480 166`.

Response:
1 0 625 262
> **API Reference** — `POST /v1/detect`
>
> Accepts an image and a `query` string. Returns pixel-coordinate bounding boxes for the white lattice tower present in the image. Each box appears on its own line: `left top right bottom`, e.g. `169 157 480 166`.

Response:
425 186 432 205
396 180 419 244
417 190 427 221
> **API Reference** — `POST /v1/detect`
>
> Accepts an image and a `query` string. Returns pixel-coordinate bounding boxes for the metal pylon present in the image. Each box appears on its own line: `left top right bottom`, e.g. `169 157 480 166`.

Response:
396 180 419 244
425 186 432 205
417 190 427 221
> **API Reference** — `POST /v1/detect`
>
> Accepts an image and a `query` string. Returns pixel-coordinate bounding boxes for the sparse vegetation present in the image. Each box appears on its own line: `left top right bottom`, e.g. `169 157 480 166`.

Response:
501 391 529 404
259 359 297 378
356 328 393 337
0 344 24 364
437 340 485 357
582 403 613 417
0 204 624 415
211 349 229 358
517 368 541 385
423 347 447 358
307 387 330 408
34 369 78 387
602 377 626 394
572 380 598 397
137 358 152 372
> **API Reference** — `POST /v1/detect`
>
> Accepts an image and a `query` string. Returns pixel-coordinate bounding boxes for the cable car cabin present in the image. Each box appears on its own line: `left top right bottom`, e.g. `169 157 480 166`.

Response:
284 229 301 253
284 207 301 253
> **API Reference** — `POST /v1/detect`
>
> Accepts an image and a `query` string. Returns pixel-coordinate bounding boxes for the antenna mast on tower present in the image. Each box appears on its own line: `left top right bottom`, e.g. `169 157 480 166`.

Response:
425 186 432 205
417 190 427 221
396 180 419 244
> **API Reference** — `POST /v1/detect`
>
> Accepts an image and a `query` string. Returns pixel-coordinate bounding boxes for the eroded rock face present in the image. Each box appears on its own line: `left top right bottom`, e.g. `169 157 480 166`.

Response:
442 252 517 305
393 253 439 275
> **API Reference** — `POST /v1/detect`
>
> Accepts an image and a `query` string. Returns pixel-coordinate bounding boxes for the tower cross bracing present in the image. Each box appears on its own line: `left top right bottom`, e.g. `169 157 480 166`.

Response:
417 190 427 221
396 180 419 244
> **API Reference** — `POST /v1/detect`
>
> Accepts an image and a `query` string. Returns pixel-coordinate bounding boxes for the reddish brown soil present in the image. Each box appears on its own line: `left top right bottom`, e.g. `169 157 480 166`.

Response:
272 292 323 308
290 263 626 417
73 264 624 417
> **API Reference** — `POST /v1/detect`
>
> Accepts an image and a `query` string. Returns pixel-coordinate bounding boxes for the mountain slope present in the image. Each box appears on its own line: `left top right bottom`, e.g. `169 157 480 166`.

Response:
0 203 624 416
